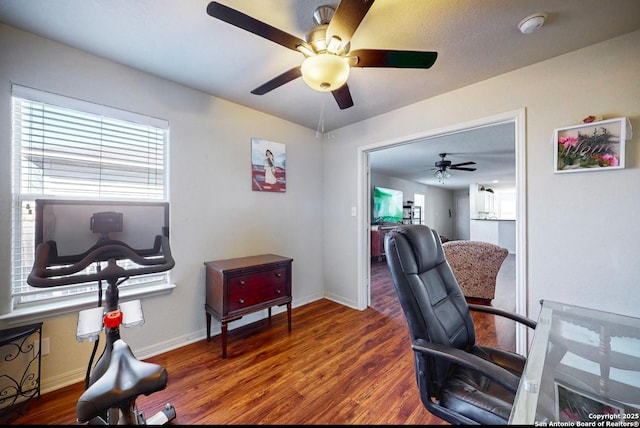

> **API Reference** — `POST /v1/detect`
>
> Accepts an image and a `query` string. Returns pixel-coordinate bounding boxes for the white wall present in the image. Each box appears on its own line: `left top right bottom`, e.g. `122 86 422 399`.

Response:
424 186 454 238
323 30 640 321
452 189 470 240
0 24 325 391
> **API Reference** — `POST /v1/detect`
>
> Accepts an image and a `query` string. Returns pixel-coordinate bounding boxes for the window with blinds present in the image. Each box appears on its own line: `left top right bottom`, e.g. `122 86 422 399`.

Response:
10 85 169 308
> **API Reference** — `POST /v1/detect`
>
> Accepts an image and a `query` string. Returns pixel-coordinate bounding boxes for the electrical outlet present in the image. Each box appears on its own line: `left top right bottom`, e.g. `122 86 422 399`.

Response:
34 337 50 357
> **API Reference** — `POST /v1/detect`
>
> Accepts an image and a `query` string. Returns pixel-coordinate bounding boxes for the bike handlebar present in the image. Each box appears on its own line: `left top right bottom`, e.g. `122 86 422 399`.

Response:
27 236 175 288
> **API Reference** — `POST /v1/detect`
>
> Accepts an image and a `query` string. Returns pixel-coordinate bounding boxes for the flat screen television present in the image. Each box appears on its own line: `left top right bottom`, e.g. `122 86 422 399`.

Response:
372 186 403 224
34 199 170 265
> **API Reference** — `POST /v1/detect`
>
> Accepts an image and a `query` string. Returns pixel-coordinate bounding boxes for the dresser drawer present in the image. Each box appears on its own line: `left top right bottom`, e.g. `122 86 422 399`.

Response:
229 267 287 291
228 283 288 312
228 268 288 313
260 283 287 301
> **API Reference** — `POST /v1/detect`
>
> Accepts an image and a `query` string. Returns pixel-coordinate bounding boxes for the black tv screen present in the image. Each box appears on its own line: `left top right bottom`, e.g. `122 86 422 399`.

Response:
372 186 403 224
34 199 169 265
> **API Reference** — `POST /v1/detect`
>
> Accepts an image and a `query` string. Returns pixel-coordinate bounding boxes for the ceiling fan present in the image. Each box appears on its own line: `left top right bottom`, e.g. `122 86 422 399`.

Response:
432 153 477 180
206 1 438 110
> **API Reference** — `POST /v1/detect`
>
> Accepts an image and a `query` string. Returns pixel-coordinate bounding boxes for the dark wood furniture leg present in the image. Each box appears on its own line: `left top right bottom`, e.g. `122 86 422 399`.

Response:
221 321 228 359
206 312 211 341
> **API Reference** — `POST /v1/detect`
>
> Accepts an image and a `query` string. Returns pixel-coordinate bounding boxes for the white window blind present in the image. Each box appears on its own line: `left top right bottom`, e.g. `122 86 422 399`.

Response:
11 85 169 309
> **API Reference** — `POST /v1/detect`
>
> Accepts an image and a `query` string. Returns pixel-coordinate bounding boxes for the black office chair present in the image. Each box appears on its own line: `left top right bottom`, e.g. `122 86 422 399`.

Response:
384 224 536 425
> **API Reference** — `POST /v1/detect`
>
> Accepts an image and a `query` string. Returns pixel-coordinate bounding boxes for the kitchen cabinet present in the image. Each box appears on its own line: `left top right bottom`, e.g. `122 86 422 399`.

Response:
477 190 495 217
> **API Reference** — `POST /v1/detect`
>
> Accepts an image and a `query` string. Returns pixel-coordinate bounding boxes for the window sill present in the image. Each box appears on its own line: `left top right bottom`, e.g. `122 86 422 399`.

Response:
0 283 176 325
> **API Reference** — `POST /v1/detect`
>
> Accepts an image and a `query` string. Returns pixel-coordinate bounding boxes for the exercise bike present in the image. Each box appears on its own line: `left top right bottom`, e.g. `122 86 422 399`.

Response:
27 211 177 425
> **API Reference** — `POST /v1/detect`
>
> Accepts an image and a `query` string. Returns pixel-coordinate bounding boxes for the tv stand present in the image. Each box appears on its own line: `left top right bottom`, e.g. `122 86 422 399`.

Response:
371 224 400 262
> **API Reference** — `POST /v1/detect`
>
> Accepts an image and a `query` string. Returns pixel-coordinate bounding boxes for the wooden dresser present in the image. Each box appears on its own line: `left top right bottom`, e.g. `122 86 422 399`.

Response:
204 254 293 358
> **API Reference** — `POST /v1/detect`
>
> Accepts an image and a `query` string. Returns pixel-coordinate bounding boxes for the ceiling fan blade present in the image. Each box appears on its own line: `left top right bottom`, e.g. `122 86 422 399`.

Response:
207 2 309 52
450 166 477 171
332 84 354 110
326 0 375 49
450 161 476 167
251 67 302 95
349 49 438 68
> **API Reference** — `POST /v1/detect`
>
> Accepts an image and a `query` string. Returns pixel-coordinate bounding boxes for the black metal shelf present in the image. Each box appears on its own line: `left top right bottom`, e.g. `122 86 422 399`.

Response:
0 322 43 424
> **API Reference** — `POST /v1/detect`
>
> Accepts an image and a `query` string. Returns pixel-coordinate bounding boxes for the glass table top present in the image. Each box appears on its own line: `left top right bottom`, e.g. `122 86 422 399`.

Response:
509 300 640 425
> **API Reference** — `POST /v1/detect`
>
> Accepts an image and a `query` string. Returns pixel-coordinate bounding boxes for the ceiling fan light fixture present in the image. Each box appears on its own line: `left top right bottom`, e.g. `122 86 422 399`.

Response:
434 168 452 183
301 53 350 92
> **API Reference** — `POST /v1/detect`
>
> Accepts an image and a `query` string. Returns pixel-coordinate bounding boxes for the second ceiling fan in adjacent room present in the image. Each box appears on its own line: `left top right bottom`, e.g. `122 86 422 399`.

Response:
432 153 477 181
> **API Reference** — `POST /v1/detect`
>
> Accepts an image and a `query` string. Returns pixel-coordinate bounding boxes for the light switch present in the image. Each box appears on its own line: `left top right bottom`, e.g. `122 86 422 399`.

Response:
351 207 357 216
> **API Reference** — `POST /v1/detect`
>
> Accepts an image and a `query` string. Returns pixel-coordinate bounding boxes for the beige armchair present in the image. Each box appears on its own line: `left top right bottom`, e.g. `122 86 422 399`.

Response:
442 240 508 303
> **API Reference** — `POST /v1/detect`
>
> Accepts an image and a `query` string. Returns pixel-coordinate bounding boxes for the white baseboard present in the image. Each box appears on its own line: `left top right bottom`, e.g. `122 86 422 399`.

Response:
323 292 359 310
40 329 206 395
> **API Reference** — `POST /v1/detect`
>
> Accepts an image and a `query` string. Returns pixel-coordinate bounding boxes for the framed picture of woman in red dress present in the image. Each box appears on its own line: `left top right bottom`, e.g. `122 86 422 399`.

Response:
251 137 286 192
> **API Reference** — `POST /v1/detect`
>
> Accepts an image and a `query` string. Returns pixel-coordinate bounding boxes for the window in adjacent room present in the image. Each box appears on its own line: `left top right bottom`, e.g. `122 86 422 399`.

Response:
9 85 170 314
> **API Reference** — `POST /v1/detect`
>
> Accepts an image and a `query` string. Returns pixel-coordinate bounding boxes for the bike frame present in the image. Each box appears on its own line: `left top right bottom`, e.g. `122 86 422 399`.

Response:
27 236 176 425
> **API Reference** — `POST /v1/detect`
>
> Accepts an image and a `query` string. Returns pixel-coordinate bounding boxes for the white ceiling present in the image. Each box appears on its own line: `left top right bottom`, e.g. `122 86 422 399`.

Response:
1 0 639 189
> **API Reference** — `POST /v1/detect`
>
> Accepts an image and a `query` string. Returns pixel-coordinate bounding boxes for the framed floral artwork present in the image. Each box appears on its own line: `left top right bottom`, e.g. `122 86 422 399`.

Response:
554 117 626 173
251 137 286 192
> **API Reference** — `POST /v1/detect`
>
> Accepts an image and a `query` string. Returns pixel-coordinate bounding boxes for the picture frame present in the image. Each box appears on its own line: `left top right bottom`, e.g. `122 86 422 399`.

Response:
554 117 626 173
251 137 286 192
554 380 624 422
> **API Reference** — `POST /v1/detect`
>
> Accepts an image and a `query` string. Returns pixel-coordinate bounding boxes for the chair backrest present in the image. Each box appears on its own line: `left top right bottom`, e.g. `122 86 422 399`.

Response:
443 240 509 301
384 224 476 388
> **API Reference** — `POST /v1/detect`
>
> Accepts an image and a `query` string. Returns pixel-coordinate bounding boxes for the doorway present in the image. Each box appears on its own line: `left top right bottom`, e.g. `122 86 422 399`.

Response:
454 193 470 240
359 109 528 353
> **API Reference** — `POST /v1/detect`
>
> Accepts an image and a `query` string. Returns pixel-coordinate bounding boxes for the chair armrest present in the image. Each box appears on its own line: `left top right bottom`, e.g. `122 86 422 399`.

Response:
411 338 521 393
468 303 537 329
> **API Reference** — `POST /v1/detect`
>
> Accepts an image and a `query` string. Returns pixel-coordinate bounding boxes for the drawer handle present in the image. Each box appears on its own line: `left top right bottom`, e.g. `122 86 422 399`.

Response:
238 298 245 304
275 273 282 278
276 289 281 294
239 280 245 286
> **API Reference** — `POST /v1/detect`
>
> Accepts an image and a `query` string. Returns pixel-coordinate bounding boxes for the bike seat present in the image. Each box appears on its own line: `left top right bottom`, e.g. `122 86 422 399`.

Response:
76 338 168 423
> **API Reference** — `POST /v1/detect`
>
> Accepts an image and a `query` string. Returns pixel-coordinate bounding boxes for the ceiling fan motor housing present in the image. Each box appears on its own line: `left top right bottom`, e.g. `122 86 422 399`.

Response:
305 25 328 52
433 152 477 176
304 25 349 55
435 159 451 169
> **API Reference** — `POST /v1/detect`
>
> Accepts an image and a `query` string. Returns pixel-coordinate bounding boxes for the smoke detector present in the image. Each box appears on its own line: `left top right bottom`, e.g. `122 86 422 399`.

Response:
518 13 547 34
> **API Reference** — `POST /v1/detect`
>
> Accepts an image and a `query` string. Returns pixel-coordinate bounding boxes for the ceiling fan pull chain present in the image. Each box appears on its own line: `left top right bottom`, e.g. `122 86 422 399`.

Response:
316 97 327 138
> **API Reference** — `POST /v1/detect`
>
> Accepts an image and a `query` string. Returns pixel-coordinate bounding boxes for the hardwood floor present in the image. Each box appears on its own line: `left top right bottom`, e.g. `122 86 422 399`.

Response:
12 260 516 425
